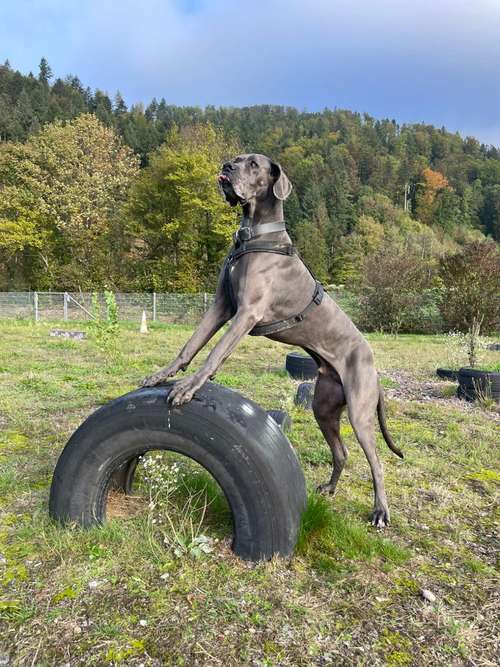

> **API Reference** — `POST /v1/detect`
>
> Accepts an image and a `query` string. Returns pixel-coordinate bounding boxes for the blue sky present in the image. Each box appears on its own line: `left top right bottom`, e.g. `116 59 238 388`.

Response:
1 0 500 146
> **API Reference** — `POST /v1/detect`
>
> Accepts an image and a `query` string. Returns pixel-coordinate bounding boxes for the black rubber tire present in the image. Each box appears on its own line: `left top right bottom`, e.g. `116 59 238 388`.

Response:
285 352 318 380
112 409 294 495
436 368 459 381
49 382 307 561
266 409 292 433
294 381 315 410
111 409 294 494
109 458 139 495
457 368 500 402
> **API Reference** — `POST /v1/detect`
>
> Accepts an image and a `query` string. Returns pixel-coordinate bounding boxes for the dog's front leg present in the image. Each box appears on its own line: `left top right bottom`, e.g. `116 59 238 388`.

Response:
142 299 231 387
167 308 261 406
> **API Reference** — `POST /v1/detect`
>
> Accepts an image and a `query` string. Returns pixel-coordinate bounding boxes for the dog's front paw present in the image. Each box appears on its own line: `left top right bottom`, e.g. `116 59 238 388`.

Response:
167 375 207 406
141 372 168 387
141 361 185 388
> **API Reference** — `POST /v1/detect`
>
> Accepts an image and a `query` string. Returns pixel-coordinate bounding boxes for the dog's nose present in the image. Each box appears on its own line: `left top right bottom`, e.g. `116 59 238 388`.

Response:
222 162 234 172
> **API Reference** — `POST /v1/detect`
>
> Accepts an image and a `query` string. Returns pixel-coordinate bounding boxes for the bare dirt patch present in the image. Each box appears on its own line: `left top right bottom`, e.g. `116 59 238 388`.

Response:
381 369 500 420
106 490 145 519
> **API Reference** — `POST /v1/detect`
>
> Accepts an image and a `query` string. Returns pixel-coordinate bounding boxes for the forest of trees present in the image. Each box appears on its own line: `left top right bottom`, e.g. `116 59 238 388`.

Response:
0 57 499 331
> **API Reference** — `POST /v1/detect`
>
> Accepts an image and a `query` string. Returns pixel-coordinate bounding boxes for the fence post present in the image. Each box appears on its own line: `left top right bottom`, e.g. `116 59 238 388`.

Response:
153 292 157 321
33 291 39 322
203 292 208 312
63 292 68 321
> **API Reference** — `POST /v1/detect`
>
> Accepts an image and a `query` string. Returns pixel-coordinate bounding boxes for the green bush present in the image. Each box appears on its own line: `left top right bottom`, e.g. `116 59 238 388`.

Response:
357 245 441 334
438 240 500 334
89 290 120 354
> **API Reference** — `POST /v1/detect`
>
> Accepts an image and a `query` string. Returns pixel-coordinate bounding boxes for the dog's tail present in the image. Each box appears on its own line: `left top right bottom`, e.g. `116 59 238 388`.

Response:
377 384 404 459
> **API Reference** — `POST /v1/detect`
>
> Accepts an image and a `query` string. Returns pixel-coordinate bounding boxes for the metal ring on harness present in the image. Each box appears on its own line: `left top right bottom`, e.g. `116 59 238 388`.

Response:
235 226 252 242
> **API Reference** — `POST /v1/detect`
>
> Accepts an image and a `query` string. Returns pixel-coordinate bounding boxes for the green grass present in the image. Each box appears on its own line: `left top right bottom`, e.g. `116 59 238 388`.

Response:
476 361 500 372
297 493 409 571
0 319 499 665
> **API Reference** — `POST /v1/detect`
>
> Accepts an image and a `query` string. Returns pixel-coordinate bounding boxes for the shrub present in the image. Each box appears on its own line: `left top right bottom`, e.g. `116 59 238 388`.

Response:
89 290 120 354
443 320 490 369
438 240 500 334
357 245 441 334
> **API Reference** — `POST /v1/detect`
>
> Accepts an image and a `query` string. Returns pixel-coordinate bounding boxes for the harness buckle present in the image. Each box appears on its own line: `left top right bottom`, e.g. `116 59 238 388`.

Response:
313 284 323 305
237 226 252 242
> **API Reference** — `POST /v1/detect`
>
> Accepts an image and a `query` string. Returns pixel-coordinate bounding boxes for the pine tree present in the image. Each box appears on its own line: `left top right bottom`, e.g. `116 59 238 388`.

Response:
14 89 38 138
38 57 52 84
114 91 127 115
481 185 500 240
145 98 158 122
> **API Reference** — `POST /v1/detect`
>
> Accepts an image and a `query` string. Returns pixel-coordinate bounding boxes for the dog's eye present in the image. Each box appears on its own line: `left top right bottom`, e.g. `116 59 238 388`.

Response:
250 160 258 169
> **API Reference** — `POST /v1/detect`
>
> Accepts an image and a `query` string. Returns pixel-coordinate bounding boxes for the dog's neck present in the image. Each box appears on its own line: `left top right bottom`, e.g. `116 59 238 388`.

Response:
241 197 284 227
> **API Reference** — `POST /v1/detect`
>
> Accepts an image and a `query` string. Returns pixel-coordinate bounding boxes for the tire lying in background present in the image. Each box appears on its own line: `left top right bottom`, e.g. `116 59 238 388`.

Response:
436 368 459 381
49 382 307 561
457 368 500 402
266 409 292 434
294 382 315 410
285 352 318 380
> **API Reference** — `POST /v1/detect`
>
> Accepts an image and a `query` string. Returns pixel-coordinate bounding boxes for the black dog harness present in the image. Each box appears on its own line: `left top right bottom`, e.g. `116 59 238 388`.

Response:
223 221 324 337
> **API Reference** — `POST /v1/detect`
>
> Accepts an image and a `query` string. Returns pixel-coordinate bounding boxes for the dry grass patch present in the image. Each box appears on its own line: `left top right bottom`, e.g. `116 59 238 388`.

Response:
106 491 146 520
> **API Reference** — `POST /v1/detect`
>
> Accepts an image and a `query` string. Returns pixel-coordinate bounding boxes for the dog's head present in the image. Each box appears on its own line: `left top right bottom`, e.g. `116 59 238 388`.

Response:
218 154 292 207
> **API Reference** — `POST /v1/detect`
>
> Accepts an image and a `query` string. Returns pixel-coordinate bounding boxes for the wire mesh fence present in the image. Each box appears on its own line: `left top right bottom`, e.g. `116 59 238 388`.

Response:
0 291 217 325
0 289 450 333
0 289 357 326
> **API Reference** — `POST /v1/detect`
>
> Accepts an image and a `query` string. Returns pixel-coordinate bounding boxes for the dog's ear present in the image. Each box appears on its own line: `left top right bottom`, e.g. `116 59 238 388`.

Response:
270 161 292 201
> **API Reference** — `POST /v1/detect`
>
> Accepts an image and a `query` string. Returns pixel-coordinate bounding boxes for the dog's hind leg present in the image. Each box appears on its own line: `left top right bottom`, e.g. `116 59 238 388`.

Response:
343 358 391 527
312 366 348 496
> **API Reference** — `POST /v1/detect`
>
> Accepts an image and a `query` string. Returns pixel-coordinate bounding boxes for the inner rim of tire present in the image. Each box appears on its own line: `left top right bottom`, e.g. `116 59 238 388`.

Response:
99 449 233 546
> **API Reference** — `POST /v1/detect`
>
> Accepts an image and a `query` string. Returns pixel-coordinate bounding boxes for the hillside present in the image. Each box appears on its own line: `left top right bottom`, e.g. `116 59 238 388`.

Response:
0 58 499 298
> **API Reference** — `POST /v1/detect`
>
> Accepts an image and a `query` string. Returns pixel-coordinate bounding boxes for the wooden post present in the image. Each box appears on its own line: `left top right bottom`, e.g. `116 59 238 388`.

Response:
153 292 157 321
203 292 208 312
34 291 39 322
63 292 68 321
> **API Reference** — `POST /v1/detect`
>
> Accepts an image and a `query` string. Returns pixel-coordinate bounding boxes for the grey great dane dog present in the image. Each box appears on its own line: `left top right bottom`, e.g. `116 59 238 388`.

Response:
142 153 403 527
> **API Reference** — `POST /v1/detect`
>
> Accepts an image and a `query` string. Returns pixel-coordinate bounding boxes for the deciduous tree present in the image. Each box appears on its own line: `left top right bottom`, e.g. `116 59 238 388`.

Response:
126 124 239 291
0 114 139 288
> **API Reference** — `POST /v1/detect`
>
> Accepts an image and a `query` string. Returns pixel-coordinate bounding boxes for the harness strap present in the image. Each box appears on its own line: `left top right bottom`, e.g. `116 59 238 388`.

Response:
224 242 296 317
229 243 296 263
249 282 324 336
236 220 286 242
223 238 324 336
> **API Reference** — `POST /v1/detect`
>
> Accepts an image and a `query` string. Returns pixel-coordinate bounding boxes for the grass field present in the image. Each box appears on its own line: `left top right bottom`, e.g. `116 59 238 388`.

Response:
0 319 498 666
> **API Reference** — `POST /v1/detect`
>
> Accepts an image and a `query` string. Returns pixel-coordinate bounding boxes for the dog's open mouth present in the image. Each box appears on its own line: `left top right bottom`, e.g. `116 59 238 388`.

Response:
218 173 243 206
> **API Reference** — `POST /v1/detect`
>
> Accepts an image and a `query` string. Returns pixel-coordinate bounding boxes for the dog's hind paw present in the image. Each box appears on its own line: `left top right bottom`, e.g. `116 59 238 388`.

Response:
316 482 337 495
371 507 390 528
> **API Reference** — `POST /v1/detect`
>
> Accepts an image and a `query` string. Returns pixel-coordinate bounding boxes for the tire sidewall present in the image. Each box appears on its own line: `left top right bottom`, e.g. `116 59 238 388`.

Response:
49 383 307 560
457 368 500 401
